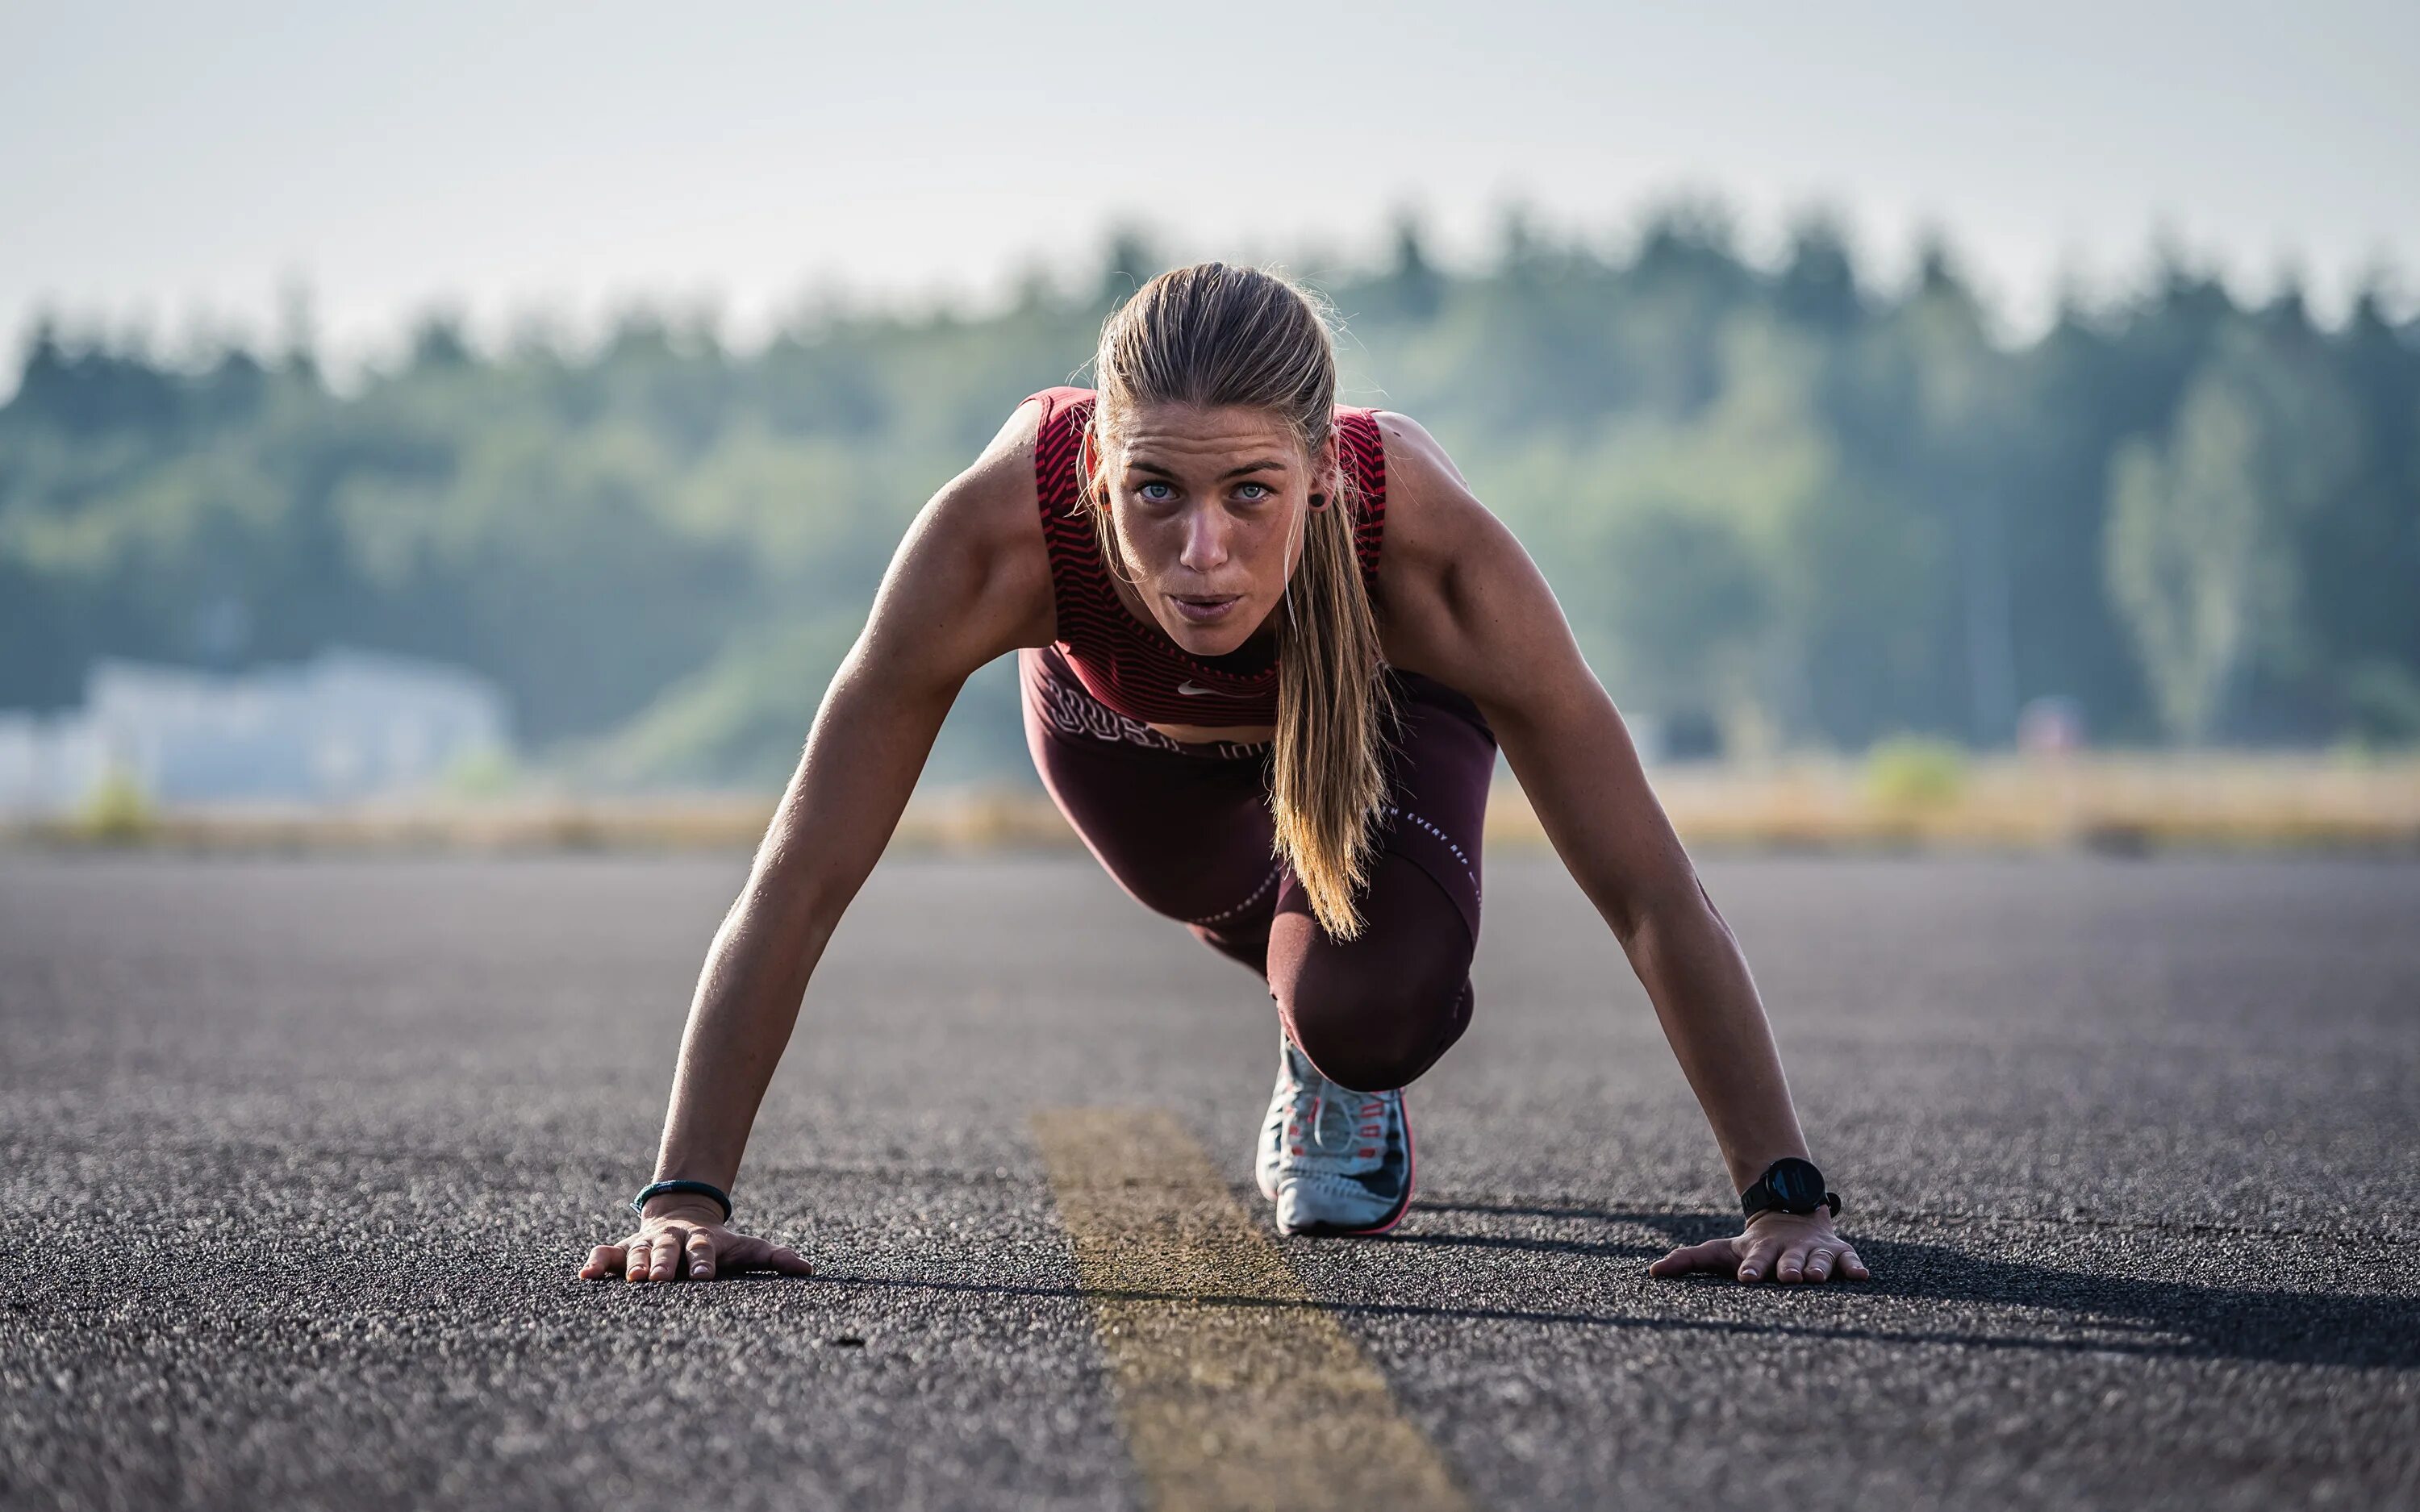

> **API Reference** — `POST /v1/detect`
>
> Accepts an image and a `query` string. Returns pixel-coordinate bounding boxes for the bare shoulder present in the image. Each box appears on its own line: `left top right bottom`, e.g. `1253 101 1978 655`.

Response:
1371 410 1470 494
862 396 1056 672
1373 410 1517 569
1370 410 1527 642
926 396 1049 564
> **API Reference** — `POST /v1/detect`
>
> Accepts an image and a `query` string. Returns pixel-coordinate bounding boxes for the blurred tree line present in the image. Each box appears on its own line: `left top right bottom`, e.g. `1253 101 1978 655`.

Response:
3 210 2417 787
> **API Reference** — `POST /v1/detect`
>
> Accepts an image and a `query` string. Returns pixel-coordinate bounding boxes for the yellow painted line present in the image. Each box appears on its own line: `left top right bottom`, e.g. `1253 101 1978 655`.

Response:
1032 1107 1475 1512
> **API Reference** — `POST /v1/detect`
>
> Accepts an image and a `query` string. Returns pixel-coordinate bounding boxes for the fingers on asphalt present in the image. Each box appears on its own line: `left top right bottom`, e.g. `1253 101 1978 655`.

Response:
1773 1242 1873 1285
1649 1234 1871 1285
1648 1239 1738 1279
582 1231 812 1283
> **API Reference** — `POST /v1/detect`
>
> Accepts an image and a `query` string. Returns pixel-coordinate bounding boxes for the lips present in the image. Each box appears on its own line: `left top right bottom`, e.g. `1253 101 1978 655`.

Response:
1168 594 1242 625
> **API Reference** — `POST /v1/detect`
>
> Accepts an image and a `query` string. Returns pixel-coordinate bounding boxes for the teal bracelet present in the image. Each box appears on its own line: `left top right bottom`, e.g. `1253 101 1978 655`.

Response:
630 1178 732 1223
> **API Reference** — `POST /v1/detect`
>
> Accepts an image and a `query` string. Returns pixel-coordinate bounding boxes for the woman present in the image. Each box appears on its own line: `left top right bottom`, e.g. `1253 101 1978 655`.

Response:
579 262 1867 1287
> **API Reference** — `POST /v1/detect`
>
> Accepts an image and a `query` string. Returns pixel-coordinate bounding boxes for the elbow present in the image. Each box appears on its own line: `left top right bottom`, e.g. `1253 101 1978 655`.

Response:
744 842 845 938
1611 869 1726 954
730 823 831 937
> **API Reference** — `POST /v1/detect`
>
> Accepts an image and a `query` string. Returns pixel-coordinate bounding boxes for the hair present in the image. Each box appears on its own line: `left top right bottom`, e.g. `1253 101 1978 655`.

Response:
1079 262 1391 940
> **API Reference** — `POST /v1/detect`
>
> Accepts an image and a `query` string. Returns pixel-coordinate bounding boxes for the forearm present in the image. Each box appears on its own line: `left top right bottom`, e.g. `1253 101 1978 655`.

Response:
648 869 837 1196
643 660 959 1206
1619 879 1811 1193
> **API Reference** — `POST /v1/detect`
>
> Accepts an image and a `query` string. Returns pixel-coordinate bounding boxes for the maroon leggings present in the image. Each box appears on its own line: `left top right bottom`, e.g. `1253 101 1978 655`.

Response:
1020 645 1494 1092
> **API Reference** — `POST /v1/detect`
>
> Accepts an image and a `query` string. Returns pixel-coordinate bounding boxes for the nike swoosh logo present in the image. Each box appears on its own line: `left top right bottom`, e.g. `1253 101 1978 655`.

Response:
1175 681 1232 698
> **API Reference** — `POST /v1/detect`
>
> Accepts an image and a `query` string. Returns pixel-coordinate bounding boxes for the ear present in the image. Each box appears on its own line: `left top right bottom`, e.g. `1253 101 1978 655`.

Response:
1079 429 1111 510
1308 429 1342 510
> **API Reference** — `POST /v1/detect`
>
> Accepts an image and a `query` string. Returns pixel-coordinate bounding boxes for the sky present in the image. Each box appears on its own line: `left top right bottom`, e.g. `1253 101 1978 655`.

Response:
4 0 2415 392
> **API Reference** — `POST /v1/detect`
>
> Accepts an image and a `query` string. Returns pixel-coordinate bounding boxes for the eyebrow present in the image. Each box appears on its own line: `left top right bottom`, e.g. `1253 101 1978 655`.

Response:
1127 457 1291 482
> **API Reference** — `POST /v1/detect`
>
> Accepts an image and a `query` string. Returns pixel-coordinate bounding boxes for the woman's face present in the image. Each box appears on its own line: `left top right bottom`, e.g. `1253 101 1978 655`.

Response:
1105 401 1337 658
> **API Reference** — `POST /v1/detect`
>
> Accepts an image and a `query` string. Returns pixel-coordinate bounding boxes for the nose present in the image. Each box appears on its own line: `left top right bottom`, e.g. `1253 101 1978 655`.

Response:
1176 502 1230 575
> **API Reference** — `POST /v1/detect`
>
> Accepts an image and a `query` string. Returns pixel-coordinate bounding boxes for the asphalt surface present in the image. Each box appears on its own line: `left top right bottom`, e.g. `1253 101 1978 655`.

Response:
2 850 2416 1510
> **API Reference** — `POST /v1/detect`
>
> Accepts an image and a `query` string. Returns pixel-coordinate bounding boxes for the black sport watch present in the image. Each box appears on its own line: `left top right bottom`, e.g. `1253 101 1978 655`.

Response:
1739 1157 1841 1220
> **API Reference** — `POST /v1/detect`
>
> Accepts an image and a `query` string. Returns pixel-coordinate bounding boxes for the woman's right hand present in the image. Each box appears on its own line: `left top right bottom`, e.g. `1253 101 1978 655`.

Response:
578 1201 813 1283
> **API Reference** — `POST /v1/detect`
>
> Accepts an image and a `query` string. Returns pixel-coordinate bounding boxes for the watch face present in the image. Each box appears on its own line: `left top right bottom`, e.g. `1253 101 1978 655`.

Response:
1770 1160 1820 1210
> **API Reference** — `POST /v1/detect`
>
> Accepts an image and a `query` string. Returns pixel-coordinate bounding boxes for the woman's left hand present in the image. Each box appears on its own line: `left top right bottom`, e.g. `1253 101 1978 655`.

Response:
1647 1210 1871 1285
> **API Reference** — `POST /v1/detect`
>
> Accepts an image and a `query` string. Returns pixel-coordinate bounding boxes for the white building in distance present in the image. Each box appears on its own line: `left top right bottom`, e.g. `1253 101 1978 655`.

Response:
0 648 512 814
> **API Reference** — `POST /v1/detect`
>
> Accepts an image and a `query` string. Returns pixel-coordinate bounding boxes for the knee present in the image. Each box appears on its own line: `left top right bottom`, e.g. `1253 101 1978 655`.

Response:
1281 968 1471 1092
1269 852 1478 1090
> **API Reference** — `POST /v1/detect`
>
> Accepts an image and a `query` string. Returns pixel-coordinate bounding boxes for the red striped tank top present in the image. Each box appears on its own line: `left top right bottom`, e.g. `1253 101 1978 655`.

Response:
1027 385 1386 727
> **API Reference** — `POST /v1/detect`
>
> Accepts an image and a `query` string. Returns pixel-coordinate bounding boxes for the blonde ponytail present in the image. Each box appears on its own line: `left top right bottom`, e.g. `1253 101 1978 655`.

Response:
1270 475 1391 938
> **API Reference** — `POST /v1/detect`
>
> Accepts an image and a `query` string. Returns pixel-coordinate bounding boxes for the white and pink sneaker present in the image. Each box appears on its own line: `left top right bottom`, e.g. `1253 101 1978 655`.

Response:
1254 1035 1414 1236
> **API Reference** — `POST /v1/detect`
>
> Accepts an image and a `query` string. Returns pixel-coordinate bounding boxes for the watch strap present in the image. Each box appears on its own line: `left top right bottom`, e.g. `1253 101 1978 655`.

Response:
631 1178 732 1223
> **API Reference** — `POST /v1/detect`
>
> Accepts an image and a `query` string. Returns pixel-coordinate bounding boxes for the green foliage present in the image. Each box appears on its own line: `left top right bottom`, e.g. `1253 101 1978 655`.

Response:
3 218 2416 786
580 615 864 788
1596 503 1772 727
2337 660 2420 748
2103 322 2366 744
2104 380 2268 744
71 767 156 840
1863 735 1969 810
440 744 521 799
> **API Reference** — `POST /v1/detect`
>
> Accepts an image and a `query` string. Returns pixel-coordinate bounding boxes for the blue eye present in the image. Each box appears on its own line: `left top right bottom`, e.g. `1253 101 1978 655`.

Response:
1235 482 1271 502
1139 481 1175 502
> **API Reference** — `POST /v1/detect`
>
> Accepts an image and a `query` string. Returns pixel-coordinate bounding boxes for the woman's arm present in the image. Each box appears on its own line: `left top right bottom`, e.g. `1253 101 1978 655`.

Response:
1375 413 1867 1285
582 401 1055 1282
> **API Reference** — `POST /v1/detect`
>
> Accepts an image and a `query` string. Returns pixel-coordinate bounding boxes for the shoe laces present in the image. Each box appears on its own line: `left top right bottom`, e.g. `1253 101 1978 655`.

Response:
1281 1046 1387 1169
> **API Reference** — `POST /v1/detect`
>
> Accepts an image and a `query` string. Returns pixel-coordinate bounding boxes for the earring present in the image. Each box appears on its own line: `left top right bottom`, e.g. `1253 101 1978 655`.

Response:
1308 493 1329 512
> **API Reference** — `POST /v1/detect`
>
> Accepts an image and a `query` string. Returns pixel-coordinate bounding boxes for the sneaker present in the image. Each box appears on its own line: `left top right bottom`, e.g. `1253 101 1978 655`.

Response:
1254 1035 1414 1235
